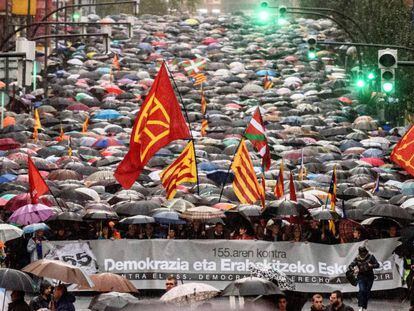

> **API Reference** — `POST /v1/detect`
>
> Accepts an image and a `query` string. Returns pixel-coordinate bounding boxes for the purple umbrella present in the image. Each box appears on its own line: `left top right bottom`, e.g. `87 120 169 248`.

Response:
9 204 55 225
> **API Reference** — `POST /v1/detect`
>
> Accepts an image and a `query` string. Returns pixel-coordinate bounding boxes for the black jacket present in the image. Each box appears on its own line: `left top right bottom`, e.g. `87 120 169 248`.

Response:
29 295 50 311
326 304 354 311
349 253 380 279
8 299 30 311
55 293 76 311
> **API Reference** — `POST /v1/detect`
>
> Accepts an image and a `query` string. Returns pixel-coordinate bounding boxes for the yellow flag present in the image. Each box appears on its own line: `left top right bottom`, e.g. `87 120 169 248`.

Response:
33 109 41 141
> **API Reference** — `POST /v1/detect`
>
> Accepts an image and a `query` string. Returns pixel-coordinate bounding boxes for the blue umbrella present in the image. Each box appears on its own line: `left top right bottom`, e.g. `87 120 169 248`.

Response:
256 69 278 77
23 223 50 234
153 211 186 225
0 174 17 184
362 148 384 158
93 109 121 120
199 162 219 172
401 182 414 196
97 67 111 75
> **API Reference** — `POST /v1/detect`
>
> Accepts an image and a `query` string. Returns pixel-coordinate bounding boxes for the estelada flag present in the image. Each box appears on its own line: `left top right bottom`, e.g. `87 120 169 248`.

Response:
263 75 273 90
245 106 271 171
115 63 190 189
82 116 89 133
160 141 197 199
193 73 207 86
274 160 284 198
200 88 207 114
28 156 50 204
33 109 41 141
391 125 414 176
201 118 208 137
327 166 337 210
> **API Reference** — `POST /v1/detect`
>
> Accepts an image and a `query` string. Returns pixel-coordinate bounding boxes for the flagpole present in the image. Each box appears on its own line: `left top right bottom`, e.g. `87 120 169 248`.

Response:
164 61 200 196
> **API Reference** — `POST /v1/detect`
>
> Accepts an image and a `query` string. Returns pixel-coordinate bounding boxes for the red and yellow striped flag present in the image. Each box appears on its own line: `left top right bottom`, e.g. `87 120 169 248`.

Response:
193 73 207 86
82 116 89 133
33 109 41 141
201 118 208 137
160 141 198 199
263 75 274 90
201 89 207 114
113 54 120 71
274 160 285 198
231 139 263 204
57 125 65 142
260 174 266 210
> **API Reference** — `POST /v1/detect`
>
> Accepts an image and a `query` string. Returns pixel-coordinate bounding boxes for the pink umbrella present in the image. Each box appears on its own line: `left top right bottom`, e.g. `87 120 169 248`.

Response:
360 157 385 167
9 204 55 225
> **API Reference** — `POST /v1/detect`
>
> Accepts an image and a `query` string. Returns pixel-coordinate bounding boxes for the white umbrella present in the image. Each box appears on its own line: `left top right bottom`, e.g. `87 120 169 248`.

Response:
160 282 219 305
22 259 94 287
0 224 23 242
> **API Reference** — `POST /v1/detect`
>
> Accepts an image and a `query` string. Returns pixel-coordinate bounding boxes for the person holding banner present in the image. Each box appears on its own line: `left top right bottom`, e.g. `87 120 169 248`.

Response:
348 247 379 311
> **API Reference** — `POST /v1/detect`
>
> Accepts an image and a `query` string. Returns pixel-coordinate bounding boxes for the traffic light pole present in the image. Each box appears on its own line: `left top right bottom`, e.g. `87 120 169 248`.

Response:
317 41 414 54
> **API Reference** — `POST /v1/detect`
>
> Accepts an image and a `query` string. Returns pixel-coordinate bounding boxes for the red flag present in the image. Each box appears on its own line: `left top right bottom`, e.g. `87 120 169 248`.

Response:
245 107 271 171
113 54 120 71
261 174 266 210
274 160 284 198
289 171 297 202
114 63 190 189
28 156 49 204
391 125 414 176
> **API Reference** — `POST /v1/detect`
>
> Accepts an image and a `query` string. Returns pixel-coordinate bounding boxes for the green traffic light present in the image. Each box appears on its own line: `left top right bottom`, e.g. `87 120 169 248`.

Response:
73 11 81 20
308 51 317 60
367 72 375 80
356 79 365 88
383 82 394 93
258 10 270 22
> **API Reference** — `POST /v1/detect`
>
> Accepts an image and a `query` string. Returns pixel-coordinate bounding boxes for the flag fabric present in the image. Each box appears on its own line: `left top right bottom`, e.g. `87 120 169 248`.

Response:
28 156 49 204
245 106 271 171
181 58 207 76
160 141 197 199
274 160 285 199
114 63 190 189
33 109 41 141
260 174 266 210
192 73 207 86
299 149 307 181
372 174 380 194
231 139 263 204
200 89 207 114
68 137 73 157
328 167 337 210
112 54 120 71
57 125 64 142
201 118 208 137
289 171 297 202
263 75 274 90
391 125 414 176
82 116 89 133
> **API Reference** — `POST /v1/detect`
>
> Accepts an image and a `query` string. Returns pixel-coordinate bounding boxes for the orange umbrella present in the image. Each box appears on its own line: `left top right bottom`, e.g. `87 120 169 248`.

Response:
79 273 138 293
3 116 15 127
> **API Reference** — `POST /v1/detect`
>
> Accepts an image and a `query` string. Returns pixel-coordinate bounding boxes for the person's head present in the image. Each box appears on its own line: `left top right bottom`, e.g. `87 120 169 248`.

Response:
358 246 369 258
39 280 52 297
215 223 224 234
168 229 176 239
35 229 44 238
165 275 177 292
310 220 319 229
389 225 398 237
311 294 324 310
145 223 154 234
239 225 248 236
353 227 361 239
277 296 287 310
293 225 302 239
57 228 65 237
329 290 343 307
54 284 67 301
10 290 24 302
127 225 136 235
102 226 109 236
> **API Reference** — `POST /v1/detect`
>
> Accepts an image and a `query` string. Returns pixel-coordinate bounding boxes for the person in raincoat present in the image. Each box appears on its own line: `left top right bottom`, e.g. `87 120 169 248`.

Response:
26 230 47 262
49 285 75 311
348 247 379 311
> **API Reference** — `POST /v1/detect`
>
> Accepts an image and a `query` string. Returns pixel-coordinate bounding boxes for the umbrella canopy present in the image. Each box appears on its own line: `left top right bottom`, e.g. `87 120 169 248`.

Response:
160 282 219 305
22 259 94 287
221 276 284 296
89 292 139 310
0 268 35 292
0 224 23 242
180 206 225 221
22 223 50 234
9 204 55 225
78 273 138 293
119 215 155 225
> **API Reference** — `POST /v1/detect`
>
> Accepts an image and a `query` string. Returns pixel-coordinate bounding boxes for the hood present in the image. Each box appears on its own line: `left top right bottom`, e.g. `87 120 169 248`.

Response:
59 293 76 304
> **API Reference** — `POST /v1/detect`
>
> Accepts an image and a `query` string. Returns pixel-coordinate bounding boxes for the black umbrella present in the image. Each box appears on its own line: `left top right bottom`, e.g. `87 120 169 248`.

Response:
221 276 284 296
364 204 413 220
50 212 83 222
0 268 35 292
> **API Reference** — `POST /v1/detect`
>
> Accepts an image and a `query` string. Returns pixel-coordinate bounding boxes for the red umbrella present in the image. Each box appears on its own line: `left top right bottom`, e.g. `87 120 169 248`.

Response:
4 193 52 212
68 103 90 111
0 138 20 150
105 85 124 95
360 157 385 167
338 97 353 105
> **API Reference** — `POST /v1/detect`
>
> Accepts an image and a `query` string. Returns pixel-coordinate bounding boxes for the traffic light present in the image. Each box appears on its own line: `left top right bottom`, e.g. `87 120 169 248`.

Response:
307 36 317 60
378 49 397 94
72 11 81 21
278 6 287 25
367 71 375 81
258 2 270 23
